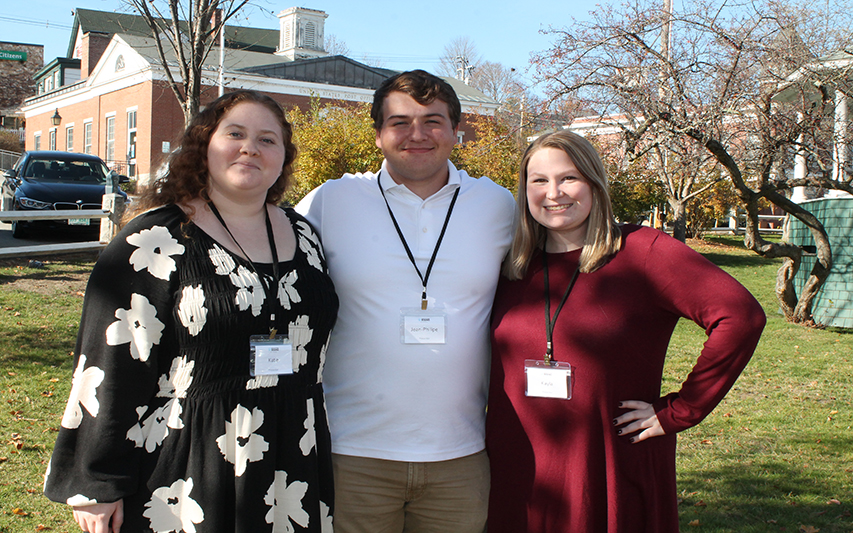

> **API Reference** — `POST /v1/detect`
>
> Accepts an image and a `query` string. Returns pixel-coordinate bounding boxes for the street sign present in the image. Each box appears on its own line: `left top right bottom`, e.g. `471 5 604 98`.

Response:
0 50 27 61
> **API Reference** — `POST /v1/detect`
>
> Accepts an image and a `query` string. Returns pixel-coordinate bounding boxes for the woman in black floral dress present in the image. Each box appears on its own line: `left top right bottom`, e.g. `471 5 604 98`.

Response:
45 90 338 533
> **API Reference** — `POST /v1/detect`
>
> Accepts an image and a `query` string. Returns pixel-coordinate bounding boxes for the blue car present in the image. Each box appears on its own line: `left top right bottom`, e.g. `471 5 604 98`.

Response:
2 151 129 238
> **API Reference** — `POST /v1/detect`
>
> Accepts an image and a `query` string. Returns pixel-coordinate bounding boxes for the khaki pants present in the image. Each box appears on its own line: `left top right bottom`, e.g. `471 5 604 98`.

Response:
331 450 489 533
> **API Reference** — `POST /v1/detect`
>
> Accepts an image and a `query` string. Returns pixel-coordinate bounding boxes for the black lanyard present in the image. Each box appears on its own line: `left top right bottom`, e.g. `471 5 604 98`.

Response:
377 172 460 310
208 202 282 336
542 240 580 364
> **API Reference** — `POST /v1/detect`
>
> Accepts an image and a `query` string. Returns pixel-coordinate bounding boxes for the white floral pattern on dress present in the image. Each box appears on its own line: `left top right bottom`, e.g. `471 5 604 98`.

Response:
277 271 301 310
105 293 165 362
127 356 195 452
127 225 186 280
246 375 279 390
61 354 105 429
208 243 236 275
177 285 207 336
216 405 269 476
288 315 313 372
299 398 316 456
263 470 309 533
66 494 97 506
296 221 324 260
126 406 148 448
298 234 323 271
319 500 333 533
230 265 265 317
317 341 328 384
143 477 204 533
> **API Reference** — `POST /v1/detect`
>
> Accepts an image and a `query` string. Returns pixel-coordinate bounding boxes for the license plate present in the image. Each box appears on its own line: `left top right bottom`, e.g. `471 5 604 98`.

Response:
68 218 90 226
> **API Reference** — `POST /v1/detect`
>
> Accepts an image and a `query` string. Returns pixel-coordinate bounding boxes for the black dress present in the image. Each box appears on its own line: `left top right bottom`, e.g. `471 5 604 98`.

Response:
45 204 338 532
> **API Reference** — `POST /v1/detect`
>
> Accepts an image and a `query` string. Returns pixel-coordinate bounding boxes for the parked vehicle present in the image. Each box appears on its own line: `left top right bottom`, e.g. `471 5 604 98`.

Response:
1 151 129 238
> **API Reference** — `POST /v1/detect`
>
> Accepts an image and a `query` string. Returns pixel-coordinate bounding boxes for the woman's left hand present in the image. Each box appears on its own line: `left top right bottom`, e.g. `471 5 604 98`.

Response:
613 400 666 443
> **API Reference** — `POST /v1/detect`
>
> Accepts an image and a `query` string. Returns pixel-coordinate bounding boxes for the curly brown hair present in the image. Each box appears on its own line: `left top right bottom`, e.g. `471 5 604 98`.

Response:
130 90 297 218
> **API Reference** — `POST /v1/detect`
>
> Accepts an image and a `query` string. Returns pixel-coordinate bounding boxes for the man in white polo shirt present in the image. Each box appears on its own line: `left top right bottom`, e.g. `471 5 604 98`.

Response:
296 69 515 533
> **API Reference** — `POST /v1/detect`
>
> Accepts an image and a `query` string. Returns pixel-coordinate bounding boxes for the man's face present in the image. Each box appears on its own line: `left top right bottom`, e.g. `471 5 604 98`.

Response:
375 91 459 196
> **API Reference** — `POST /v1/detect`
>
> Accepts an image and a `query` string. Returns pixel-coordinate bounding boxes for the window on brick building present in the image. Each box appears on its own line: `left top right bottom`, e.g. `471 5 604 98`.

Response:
127 109 138 178
105 115 115 162
84 121 92 154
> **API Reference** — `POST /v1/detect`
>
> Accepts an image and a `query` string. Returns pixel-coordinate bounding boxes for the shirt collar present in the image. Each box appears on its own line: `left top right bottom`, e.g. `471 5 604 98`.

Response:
378 160 461 196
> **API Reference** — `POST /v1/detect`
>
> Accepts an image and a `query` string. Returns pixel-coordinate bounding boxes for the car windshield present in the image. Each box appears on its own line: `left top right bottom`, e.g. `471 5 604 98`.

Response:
23 158 109 184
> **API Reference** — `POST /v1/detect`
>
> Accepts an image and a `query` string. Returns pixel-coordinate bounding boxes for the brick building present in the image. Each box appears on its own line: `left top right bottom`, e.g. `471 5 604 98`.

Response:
21 7 498 184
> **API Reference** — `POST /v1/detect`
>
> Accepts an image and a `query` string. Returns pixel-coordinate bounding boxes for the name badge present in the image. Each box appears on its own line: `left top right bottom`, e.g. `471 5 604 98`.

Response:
249 335 294 376
400 308 447 344
525 360 572 400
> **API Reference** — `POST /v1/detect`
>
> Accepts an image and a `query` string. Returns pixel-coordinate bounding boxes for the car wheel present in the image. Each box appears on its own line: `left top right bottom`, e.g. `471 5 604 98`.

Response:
11 220 26 239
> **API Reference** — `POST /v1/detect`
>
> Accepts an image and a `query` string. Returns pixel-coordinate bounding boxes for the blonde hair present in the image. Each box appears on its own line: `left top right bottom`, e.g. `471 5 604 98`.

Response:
503 131 622 280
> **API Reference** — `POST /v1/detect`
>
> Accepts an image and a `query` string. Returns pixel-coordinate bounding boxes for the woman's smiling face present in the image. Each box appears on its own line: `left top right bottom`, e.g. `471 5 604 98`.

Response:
525 147 593 250
205 101 286 203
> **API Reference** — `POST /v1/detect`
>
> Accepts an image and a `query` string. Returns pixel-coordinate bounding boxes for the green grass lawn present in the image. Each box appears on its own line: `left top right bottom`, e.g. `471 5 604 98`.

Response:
0 240 851 533
672 237 852 532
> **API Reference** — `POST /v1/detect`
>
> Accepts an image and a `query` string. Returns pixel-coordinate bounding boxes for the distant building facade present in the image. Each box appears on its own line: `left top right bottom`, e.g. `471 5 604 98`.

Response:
21 7 499 183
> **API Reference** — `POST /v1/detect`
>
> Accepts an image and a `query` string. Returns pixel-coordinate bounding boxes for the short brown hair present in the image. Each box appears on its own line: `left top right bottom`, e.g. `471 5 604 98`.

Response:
371 70 461 130
132 90 297 216
504 131 622 279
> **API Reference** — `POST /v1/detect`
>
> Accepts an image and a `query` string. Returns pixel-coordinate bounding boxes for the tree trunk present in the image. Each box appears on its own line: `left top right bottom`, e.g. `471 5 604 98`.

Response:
793 228 832 324
668 198 687 242
740 191 832 326
775 257 800 321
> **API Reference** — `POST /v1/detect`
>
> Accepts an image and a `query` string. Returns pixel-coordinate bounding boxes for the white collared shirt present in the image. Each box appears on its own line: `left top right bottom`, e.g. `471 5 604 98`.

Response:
297 160 515 461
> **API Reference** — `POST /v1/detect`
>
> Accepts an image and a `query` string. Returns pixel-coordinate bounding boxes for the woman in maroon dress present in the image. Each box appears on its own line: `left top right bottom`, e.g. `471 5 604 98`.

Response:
486 131 765 532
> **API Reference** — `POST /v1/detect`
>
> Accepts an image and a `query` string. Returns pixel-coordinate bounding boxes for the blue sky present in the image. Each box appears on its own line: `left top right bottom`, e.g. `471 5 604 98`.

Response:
1 0 602 87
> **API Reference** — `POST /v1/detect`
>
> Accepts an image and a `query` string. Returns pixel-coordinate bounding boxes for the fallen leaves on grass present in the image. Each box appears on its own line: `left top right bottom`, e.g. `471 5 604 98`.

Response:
688 519 701 526
36 525 53 531
9 432 24 450
799 526 819 533
10 508 28 516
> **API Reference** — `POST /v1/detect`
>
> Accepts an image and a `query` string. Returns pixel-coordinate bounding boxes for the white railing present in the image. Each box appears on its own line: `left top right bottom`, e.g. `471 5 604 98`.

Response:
0 194 125 259
0 129 25 144
705 214 786 235
0 148 22 171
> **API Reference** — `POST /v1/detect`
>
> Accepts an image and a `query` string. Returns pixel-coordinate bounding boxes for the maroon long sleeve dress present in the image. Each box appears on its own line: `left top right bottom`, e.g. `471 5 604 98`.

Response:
486 225 766 532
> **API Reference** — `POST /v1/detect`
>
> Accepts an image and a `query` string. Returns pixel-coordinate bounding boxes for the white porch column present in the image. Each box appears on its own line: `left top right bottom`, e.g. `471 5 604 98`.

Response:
833 88 848 181
791 130 808 203
831 88 850 197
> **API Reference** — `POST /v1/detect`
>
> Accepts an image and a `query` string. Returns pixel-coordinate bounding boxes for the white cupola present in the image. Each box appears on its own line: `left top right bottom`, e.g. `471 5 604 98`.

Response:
276 7 329 60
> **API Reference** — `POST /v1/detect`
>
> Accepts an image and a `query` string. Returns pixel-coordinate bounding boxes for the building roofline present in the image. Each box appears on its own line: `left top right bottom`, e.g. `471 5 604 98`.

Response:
34 57 82 79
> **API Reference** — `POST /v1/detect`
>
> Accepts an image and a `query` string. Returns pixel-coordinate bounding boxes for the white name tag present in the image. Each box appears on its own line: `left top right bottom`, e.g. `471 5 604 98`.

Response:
400 308 447 344
525 360 572 400
249 335 294 376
